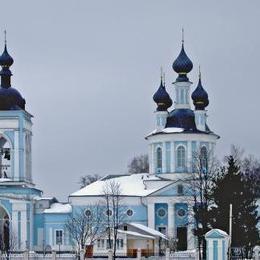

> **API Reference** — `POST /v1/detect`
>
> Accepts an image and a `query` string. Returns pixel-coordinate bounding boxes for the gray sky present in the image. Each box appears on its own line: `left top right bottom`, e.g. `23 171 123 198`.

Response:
0 0 259 201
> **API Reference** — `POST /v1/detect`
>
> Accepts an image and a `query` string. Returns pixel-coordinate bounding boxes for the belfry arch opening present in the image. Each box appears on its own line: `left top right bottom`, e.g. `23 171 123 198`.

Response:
0 136 11 179
0 206 10 252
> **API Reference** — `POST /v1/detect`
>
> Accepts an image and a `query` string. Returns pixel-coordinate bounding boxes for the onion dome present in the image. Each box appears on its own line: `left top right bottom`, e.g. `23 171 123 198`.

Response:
191 72 209 110
172 43 193 82
0 36 26 111
166 108 197 131
153 78 172 111
0 44 14 67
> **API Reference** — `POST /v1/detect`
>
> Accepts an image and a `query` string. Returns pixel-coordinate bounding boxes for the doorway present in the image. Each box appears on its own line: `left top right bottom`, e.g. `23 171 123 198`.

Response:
177 227 187 251
0 206 10 252
157 227 167 255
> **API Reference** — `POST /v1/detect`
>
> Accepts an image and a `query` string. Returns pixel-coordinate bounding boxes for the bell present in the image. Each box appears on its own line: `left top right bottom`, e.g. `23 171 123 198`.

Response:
4 150 10 160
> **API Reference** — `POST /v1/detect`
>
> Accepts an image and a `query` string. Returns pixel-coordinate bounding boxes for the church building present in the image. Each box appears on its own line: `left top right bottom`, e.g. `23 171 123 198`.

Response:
0 35 219 254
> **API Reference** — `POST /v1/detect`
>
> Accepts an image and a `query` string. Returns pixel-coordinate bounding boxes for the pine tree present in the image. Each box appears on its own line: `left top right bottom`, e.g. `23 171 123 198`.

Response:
209 156 259 258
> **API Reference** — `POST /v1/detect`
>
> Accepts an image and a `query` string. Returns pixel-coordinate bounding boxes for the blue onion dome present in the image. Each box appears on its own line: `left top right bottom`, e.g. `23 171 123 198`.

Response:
172 43 193 82
0 41 26 111
153 78 172 111
0 44 14 67
166 108 197 131
191 75 209 110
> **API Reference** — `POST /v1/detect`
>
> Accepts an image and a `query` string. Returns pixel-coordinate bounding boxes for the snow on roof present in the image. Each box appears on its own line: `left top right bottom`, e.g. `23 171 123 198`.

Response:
35 196 57 201
128 223 167 239
205 228 229 238
70 173 167 197
147 127 184 137
44 203 72 214
0 178 12 182
118 230 155 239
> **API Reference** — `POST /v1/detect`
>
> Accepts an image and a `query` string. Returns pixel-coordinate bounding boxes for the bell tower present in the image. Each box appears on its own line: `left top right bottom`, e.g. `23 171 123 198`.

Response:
0 33 42 252
0 35 33 184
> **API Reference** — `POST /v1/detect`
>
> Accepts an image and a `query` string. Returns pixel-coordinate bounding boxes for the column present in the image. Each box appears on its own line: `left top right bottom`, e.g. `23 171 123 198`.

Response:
187 141 192 173
162 142 166 173
11 210 19 248
21 208 27 249
13 202 27 250
171 142 175 173
14 131 19 180
168 203 175 238
149 144 153 174
187 203 195 249
147 203 155 229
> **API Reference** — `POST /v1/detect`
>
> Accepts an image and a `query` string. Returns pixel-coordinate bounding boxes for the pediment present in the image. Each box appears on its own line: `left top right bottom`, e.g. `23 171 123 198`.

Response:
148 180 188 197
205 229 229 239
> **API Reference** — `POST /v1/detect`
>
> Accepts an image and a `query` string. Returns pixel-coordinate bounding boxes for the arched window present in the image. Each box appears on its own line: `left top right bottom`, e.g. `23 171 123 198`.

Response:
200 146 208 172
156 147 162 173
177 146 186 169
0 136 11 179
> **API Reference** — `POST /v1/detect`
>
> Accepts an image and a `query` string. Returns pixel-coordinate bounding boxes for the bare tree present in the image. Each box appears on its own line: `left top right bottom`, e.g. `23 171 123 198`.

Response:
128 154 149 174
78 174 100 188
64 203 104 258
188 148 219 260
103 180 125 260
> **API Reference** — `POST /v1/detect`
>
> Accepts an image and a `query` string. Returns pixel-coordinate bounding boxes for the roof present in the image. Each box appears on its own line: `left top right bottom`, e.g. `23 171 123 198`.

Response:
70 173 167 197
146 126 220 139
44 203 72 214
205 229 229 239
35 196 57 201
128 223 167 239
118 230 155 239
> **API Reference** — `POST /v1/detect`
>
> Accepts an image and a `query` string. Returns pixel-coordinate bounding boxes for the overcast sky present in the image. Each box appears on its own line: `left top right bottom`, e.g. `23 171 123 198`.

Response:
0 0 259 201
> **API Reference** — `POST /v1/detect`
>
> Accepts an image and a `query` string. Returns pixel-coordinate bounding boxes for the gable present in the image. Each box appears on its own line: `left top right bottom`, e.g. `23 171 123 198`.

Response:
148 180 189 197
205 229 228 239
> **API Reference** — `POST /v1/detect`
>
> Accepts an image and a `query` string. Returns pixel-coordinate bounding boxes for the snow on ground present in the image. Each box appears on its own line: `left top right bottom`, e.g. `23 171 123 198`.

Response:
70 173 168 197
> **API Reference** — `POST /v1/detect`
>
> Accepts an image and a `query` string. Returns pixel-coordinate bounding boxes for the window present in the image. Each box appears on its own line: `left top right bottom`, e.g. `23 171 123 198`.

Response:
157 208 167 218
55 230 63 245
177 184 184 195
181 89 185 104
156 147 162 173
116 239 124 249
126 209 133 217
177 208 186 217
177 146 186 169
107 239 113 249
106 209 112 216
200 147 208 172
85 209 91 217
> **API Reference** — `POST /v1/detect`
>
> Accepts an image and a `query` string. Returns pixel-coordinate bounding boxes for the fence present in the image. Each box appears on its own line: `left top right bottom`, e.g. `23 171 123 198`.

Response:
0 249 198 260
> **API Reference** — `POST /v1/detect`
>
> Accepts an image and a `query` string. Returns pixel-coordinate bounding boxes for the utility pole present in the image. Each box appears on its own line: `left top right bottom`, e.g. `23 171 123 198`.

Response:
229 204 232 260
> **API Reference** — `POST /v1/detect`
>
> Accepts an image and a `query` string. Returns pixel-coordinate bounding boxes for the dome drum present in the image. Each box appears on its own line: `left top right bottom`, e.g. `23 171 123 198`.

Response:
166 109 197 131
